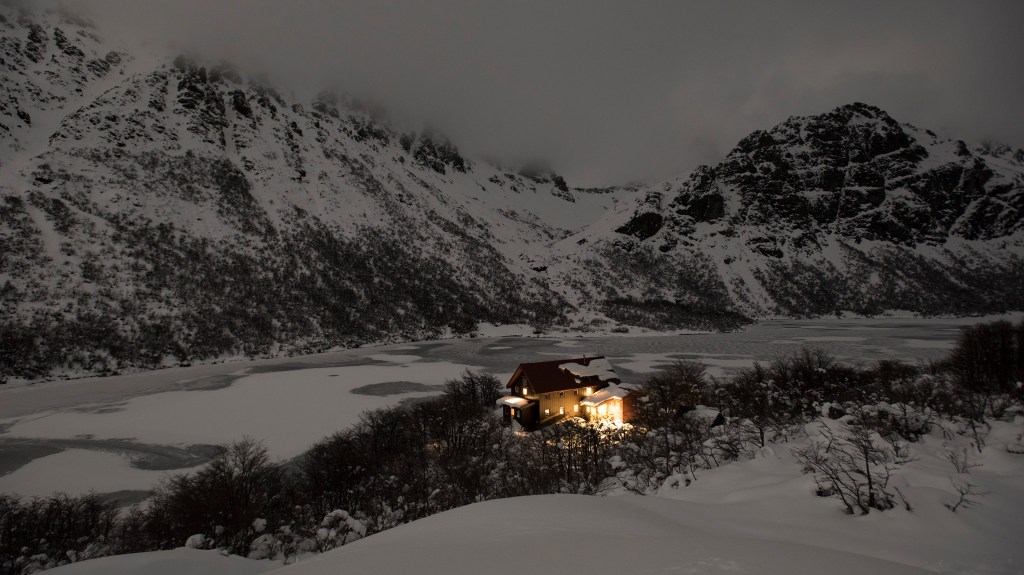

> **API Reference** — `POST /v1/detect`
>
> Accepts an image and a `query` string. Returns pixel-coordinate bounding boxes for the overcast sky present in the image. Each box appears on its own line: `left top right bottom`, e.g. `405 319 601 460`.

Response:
81 1 1024 187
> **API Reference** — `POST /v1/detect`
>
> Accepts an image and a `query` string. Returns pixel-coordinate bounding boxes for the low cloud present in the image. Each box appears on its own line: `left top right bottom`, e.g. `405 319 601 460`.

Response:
80 0 1024 186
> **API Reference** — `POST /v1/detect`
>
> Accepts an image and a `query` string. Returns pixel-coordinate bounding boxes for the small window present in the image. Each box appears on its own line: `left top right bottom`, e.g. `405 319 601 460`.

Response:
545 408 550 416
510 408 516 417
573 404 579 413
559 391 565 398
559 406 565 415
522 387 529 396
573 389 579 396
544 393 551 400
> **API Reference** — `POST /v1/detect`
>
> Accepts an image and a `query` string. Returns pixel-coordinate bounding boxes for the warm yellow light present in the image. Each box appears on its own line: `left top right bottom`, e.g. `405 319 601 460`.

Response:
597 404 607 416
609 399 623 422
585 387 592 396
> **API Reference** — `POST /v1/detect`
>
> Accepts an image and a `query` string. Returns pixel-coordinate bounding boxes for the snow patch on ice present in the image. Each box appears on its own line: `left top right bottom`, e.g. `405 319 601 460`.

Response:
0 449 203 498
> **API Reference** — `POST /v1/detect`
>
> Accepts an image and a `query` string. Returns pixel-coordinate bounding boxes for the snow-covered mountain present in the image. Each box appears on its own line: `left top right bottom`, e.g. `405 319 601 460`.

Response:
547 102 1024 322
1 3 1022 381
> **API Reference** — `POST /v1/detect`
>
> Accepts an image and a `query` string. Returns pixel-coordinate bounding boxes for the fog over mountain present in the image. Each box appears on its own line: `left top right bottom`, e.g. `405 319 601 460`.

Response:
74 0 1024 186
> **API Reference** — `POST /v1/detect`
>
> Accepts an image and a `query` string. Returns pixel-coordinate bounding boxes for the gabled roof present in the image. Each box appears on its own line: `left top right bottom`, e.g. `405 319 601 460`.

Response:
507 356 620 394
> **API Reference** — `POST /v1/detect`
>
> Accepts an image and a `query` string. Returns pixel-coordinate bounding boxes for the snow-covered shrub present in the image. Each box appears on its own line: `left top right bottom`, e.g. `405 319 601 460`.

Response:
1008 432 1024 455
318 510 366 547
793 421 906 514
246 534 278 560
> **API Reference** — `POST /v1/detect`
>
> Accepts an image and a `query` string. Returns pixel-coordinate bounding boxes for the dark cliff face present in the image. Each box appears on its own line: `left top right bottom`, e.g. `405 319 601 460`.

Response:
660 103 1023 245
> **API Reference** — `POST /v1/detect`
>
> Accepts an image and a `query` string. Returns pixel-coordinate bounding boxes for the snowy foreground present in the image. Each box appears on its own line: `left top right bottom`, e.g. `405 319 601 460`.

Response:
48 419 1023 575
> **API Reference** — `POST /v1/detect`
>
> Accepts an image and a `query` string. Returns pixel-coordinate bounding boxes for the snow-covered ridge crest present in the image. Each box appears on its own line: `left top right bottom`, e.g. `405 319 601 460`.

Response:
1 2 1022 382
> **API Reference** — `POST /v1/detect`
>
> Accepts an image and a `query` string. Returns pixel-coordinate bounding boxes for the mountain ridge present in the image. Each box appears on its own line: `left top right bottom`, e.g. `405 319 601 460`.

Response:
1 3 1022 382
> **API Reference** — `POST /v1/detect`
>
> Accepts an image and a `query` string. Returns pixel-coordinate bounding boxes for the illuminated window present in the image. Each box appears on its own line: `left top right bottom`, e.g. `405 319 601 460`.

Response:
522 387 529 396
545 408 550 416
573 404 579 413
597 404 607 416
584 387 592 396
510 408 516 417
559 406 565 415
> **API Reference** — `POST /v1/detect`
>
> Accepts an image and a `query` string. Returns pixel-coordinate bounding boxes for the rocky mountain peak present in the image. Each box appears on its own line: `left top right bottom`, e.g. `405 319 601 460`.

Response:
655 102 1022 245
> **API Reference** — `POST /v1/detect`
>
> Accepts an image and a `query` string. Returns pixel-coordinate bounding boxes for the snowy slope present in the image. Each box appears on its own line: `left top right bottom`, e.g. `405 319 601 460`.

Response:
46 548 275 575
266 495 935 575
273 418 1024 575
2 3 1023 381
265 423 1023 575
34 413 1024 575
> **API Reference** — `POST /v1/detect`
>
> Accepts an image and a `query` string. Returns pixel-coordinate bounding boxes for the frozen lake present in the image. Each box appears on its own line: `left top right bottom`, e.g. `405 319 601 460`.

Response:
0 315 1016 502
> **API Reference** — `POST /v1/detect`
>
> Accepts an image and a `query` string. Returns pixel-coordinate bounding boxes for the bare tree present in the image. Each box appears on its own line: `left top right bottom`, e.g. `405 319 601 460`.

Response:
945 478 988 513
793 422 903 514
943 445 981 474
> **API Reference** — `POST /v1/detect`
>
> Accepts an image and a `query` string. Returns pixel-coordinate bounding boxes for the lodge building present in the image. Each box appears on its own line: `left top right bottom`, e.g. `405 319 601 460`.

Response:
496 355 635 430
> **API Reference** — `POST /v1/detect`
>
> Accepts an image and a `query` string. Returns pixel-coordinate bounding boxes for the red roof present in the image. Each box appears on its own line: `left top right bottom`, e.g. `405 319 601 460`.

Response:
506 356 620 394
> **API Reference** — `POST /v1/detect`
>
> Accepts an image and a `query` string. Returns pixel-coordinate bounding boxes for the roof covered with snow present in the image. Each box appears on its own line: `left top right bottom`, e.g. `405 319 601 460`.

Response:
496 396 532 408
580 383 633 406
507 356 620 393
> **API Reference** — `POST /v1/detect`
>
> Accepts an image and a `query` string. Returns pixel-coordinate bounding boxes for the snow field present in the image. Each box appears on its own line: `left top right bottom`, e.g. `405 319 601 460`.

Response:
1 357 474 460
0 357 479 497
0 449 203 499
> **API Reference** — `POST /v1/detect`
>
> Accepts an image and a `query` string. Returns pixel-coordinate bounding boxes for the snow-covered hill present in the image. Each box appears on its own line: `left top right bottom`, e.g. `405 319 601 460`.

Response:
46 418 1024 575
1 3 1022 381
